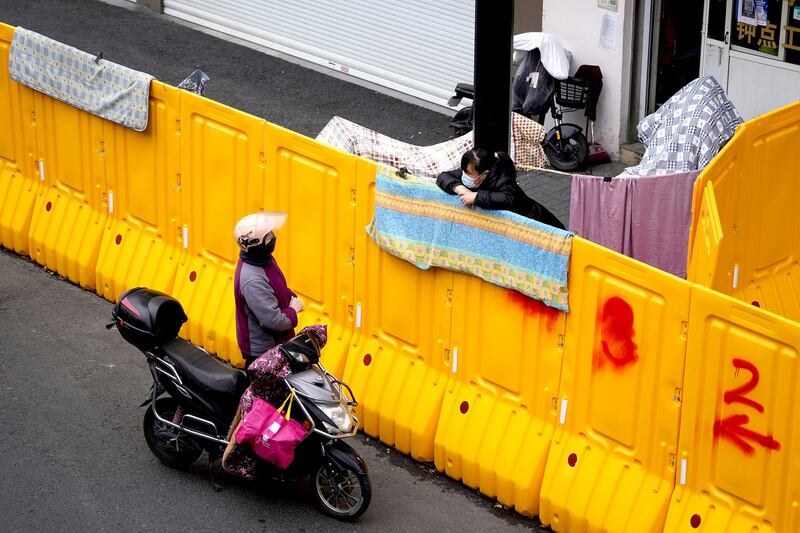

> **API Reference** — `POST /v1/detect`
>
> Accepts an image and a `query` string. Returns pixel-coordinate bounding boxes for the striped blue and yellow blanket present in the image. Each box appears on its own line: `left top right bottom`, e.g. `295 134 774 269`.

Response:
366 170 573 312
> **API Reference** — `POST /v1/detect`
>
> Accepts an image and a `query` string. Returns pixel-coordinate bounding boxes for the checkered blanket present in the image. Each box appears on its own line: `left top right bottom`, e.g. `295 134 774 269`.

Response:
367 168 573 311
316 114 548 179
511 111 550 170
625 76 743 176
9 27 153 131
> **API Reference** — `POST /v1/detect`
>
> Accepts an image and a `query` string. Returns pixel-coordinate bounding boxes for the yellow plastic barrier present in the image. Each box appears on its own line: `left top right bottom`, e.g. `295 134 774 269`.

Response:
686 125 742 264
434 273 566 516
95 81 182 301
539 237 690 532
171 90 361 369
170 90 267 367
27 91 107 289
687 124 744 301
685 182 721 289
262 121 362 377
343 166 452 461
664 285 800 532
687 101 800 323
0 24 39 255
727 104 800 322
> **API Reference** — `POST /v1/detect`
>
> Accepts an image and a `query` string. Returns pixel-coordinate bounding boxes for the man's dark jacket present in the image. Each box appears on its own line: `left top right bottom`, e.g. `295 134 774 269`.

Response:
436 169 565 229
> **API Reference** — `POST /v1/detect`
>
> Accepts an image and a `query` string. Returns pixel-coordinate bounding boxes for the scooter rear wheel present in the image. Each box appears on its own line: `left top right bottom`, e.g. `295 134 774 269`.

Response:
143 397 203 470
313 462 371 521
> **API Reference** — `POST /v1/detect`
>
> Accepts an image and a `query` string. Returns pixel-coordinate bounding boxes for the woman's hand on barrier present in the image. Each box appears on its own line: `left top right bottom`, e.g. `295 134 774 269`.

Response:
458 190 478 207
290 296 304 314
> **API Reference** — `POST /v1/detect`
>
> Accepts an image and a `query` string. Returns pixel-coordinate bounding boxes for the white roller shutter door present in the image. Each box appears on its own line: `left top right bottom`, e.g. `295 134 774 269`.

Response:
164 0 474 107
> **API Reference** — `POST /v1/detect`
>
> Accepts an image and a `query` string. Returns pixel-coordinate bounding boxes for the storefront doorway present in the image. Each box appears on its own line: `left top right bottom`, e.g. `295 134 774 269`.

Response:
630 0 704 140
701 0 733 88
651 0 705 108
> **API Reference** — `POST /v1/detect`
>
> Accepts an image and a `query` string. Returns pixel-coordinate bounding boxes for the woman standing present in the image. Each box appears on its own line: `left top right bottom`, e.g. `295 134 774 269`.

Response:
233 212 304 369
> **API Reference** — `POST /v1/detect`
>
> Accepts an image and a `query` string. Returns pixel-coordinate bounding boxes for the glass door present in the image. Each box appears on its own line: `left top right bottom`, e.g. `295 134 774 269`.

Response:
702 0 733 88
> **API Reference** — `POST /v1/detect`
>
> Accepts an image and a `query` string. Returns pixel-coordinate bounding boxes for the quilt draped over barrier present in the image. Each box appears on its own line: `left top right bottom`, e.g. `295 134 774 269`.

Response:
366 170 573 311
9 27 153 131
316 114 547 179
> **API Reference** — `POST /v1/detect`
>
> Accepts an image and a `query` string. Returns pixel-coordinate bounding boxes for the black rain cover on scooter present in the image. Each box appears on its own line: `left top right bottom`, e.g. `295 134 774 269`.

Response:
512 49 555 117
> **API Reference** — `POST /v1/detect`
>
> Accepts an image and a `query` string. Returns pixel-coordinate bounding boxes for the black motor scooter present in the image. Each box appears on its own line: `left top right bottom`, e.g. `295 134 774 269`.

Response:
448 77 590 172
108 287 371 521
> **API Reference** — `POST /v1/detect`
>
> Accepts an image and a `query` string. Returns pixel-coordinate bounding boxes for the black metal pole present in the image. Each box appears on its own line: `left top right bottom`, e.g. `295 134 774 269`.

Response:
472 0 514 154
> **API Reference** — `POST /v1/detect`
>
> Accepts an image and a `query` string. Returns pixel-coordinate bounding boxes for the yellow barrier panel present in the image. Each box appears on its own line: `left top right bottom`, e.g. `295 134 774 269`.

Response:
539 237 690 532
263 122 361 378
686 182 722 288
0 24 39 255
343 167 452 461
687 102 800 324
664 285 800 532
28 92 107 289
686 125 742 264
95 81 182 301
171 90 266 367
434 274 565 516
729 104 800 322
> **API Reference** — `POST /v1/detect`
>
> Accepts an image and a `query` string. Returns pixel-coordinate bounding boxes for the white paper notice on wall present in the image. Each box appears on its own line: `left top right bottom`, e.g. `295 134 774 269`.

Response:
600 12 617 50
599 12 617 50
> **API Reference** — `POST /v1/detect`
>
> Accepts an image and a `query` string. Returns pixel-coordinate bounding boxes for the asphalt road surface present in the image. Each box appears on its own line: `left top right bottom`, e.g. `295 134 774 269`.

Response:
1 0 453 144
0 249 548 531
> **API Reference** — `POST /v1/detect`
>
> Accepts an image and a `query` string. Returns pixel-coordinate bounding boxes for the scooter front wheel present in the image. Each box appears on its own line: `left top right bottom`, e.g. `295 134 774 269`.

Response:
544 130 589 172
143 397 203 470
313 462 371 521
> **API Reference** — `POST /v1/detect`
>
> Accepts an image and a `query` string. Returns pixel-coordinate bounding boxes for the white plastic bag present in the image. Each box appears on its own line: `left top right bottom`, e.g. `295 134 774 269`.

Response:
513 32 571 80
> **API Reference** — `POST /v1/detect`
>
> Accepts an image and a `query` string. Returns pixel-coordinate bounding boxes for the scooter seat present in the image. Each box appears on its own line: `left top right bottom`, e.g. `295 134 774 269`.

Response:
161 338 248 413
454 83 474 100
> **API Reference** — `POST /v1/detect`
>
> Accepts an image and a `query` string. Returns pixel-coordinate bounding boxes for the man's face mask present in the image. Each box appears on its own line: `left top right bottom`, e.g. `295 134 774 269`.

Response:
461 168 487 189
461 171 477 189
265 234 277 255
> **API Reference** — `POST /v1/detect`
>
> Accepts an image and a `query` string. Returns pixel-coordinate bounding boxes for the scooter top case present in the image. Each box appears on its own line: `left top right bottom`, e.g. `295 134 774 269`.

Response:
112 287 187 351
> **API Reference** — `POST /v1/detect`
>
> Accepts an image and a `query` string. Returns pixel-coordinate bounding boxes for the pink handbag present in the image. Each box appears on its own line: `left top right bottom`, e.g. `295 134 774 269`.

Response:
235 391 308 469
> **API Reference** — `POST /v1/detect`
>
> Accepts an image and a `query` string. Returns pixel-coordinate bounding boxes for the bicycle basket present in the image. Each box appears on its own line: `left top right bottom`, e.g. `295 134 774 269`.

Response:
555 77 590 109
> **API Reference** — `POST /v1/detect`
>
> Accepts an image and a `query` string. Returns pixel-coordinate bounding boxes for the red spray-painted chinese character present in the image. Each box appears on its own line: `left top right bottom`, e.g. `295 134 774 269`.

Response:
596 297 638 370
